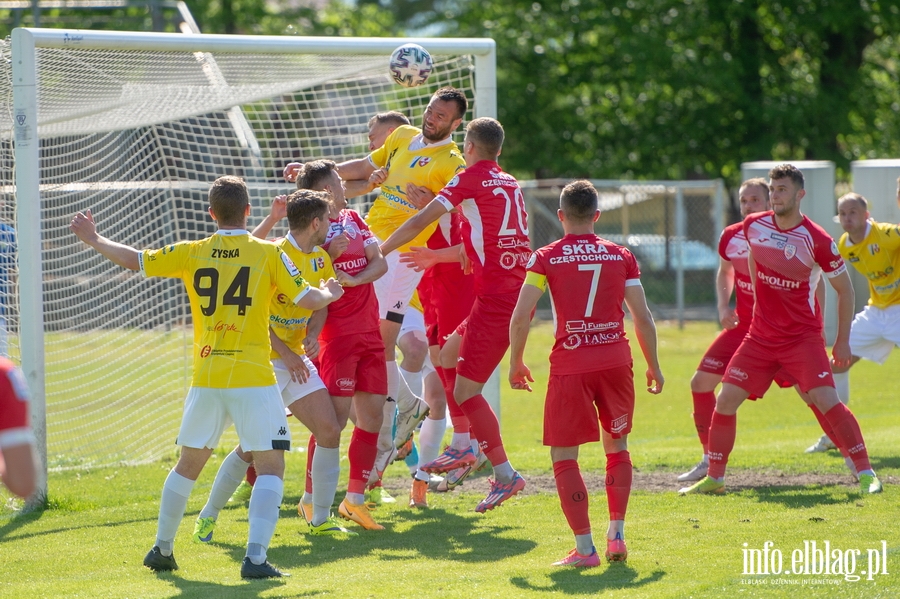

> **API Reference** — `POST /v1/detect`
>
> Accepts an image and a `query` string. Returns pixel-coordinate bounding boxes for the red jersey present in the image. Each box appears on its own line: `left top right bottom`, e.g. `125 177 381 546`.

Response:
418 211 474 325
321 209 380 339
434 160 530 296
0 358 33 449
743 211 847 342
718 222 755 328
527 234 641 375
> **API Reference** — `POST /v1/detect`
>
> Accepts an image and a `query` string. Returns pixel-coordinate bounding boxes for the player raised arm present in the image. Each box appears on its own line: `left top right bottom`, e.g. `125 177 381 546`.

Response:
827 269 855 368
252 195 287 239
623 284 664 394
335 158 378 199
70 210 140 271
508 283 543 392
716 257 739 329
379 200 448 257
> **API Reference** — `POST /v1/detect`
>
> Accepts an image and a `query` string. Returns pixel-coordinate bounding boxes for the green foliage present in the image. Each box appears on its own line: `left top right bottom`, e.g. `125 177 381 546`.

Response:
435 0 900 185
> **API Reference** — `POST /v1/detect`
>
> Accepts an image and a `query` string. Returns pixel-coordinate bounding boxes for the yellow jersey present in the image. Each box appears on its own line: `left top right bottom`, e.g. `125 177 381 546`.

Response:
408 288 423 314
838 221 900 309
366 125 465 250
269 234 334 359
141 230 311 388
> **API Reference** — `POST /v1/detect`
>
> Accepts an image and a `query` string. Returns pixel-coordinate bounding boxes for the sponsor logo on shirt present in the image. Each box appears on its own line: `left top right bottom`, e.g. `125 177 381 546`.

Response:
562 331 623 350
565 320 619 334
408 156 431 168
771 232 789 249
736 279 753 291
500 251 530 270
281 251 301 277
757 271 801 289
311 256 326 271
269 314 309 327
200 345 212 358
869 243 880 255
210 321 241 336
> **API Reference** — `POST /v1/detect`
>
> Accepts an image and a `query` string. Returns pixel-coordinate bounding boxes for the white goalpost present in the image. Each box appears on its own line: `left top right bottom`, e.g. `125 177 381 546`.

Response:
3 28 496 496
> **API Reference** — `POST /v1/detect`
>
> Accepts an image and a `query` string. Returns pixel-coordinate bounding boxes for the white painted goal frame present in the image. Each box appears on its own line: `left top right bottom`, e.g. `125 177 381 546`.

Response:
9 28 496 498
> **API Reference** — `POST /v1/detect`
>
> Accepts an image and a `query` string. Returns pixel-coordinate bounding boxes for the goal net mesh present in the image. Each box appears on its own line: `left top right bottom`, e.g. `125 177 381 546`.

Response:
0 38 476 469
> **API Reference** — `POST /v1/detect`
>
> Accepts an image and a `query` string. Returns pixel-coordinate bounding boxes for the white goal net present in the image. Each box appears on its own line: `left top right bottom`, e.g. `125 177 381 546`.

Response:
1 29 494 473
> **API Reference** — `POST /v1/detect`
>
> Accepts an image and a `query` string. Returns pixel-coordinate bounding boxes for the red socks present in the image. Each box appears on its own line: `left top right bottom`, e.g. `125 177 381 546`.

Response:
605 451 632 521
245 464 257 487
347 427 379 495
707 411 736 479
459 394 507 465
691 391 716 451
553 459 591 535
442 367 470 433
823 403 871 472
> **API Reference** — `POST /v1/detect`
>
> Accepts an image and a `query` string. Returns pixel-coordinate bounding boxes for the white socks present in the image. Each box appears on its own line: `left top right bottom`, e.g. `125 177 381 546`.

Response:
246 475 283 565
311 446 340 526
199 450 250 520
155 470 195 556
833 371 850 405
415 416 446 481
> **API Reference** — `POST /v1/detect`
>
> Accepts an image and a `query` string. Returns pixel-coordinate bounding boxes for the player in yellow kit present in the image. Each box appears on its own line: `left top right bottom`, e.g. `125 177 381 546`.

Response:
193 189 356 540
70 176 343 578
336 88 467 425
805 192 900 454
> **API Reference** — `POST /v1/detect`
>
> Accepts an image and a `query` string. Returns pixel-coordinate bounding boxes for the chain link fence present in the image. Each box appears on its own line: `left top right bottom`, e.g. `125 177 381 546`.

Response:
521 179 727 324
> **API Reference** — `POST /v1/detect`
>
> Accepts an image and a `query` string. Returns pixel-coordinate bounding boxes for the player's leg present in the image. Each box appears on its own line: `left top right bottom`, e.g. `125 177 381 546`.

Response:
782 335 881 494
681 338 778 495
340 390 386 530
230 385 291 578
394 313 430 448
287 387 353 534
681 370 719 481
799 388 858 480
682 327 746 481
550 445 599 567
807 385 881 494
194 444 252 543
144 387 222 571
679 383 748 495
410 352 447 507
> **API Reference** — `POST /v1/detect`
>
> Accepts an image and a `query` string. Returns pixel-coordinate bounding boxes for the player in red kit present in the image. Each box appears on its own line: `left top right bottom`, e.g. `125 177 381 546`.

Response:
0 358 37 499
681 164 883 496
380 117 531 512
509 180 663 566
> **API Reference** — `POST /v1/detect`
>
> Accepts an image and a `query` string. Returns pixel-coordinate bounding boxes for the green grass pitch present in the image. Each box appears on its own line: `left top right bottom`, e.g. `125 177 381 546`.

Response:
1 320 898 598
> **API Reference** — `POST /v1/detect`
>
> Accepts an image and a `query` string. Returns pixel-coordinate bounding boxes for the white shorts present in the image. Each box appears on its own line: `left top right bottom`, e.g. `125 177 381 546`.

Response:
273 356 327 409
177 385 291 452
373 244 425 322
849 304 900 364
399 305 426 339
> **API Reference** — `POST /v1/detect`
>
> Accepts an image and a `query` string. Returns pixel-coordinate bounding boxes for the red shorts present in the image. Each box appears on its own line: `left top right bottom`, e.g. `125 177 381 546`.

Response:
431 272 474 349
318 331 387 397
697 326 748 375
456 292 518 383
722 335 833 397
543 364 635 446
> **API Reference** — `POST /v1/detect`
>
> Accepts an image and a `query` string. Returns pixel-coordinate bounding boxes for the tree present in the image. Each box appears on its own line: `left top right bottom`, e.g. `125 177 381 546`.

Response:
433 0 900 184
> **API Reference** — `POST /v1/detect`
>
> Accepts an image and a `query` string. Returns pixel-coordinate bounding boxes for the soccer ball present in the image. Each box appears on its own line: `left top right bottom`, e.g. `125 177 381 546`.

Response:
389 43 433 88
